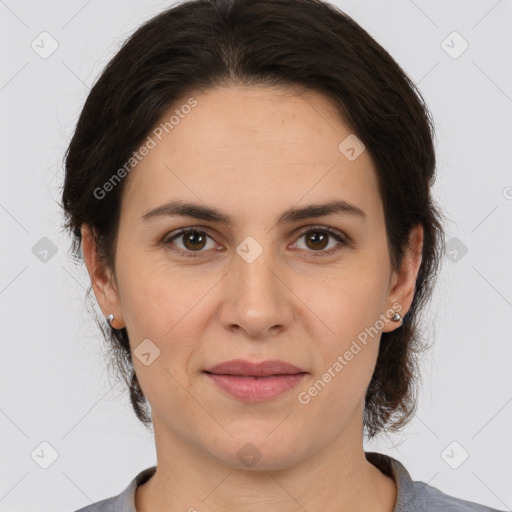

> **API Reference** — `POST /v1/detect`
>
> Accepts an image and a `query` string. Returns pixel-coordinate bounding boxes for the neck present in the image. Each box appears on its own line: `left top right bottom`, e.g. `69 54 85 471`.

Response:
135 416 397 512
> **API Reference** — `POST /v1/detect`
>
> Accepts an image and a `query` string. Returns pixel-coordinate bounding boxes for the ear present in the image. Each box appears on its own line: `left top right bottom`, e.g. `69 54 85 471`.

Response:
81 224 125 329
381 223 423 333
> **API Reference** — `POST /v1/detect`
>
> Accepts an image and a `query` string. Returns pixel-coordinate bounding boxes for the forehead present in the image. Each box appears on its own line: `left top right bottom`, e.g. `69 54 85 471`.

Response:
121 85 382 226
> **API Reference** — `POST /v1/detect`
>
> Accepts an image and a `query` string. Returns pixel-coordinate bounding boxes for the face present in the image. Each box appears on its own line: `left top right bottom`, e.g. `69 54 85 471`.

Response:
83 85 422 470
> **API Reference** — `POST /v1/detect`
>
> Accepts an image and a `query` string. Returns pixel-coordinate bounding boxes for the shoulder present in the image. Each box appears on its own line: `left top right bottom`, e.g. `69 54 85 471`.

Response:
72 495 117 512
409 479 505 511
365 451 505 512
70 466 157 512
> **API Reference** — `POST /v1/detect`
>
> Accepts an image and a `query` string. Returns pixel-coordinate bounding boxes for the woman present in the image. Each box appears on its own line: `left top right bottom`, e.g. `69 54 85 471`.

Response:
61 0 505 510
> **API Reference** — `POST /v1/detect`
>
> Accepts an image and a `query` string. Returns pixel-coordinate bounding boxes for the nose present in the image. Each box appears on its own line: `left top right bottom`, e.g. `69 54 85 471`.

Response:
218 244 294 339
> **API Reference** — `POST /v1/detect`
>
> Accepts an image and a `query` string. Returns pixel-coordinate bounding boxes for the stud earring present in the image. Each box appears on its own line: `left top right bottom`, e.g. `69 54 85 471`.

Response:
106 313 115 328
391 313 402 322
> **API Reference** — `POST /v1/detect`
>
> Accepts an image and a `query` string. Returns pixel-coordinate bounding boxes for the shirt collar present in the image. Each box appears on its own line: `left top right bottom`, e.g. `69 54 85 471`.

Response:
365 451 418 511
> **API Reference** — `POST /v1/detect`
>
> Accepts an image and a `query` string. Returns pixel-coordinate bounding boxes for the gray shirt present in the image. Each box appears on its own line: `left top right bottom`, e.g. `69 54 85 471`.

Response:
73 451 505 511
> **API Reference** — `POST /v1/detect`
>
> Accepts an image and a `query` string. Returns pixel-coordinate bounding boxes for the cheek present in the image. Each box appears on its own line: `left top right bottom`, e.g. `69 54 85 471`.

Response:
295 300 381 432
116 250 207 337
292 259 388 404
117 259 218 394
298 261 389 342
292 331 379 453
122 266 210 416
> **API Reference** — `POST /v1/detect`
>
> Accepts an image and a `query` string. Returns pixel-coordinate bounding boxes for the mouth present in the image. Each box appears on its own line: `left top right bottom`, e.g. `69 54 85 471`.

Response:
203 359 306 377
203 359 308 402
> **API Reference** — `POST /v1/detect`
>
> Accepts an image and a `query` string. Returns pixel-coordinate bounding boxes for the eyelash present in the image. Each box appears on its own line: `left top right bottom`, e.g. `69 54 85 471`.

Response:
162 225 348 258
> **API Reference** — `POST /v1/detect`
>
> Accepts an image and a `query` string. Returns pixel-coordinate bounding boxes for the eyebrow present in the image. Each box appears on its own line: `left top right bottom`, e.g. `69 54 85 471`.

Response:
141 199 366 225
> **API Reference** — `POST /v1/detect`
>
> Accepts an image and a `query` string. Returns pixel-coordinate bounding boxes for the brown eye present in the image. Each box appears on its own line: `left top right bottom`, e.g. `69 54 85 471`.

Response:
165 229 216 256
182 231 208 251
294 226 347 256
304 231 329 251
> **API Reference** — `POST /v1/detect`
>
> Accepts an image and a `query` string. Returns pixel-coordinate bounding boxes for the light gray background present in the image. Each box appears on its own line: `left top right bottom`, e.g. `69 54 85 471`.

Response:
0 1 511 511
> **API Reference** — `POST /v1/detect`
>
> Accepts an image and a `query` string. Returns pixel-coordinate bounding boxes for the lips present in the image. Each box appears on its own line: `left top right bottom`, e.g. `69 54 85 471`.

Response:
203 359 306 377
203 359 308 402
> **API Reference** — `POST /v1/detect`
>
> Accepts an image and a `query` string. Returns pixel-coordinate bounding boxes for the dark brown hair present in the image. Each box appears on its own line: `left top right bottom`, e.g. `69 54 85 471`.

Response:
61 0 445 439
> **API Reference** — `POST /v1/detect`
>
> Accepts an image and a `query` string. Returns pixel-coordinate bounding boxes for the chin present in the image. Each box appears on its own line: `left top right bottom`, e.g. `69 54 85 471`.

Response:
205 428 312 471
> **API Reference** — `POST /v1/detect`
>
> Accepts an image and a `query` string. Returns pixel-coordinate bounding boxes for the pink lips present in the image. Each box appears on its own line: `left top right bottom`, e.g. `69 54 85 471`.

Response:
203 359 307 402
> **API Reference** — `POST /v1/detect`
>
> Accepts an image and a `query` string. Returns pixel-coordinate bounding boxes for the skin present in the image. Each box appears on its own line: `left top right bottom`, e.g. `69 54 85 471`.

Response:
82 85 423 512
